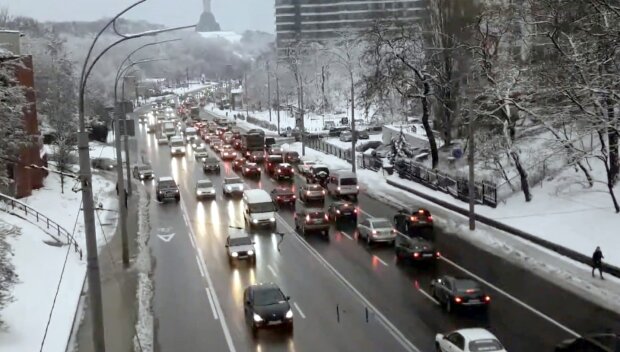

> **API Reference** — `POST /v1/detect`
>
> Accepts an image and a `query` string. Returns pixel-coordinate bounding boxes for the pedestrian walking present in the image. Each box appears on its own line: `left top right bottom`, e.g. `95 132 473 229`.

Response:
592 246 604 279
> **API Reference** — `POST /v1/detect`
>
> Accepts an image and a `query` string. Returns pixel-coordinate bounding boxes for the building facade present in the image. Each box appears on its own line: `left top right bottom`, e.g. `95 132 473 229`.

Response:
275 0 426 56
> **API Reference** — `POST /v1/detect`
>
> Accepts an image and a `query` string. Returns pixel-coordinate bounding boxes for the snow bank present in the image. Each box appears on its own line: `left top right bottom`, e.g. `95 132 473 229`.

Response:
133 187 154 352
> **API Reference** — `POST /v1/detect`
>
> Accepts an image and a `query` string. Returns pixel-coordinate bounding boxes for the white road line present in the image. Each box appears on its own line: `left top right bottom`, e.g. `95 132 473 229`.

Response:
340 231 353 240
373 255 389 267
417 288 440 306
188 231 197 249
205 288 219 320
267 264 278 277
359 208 373 217
440 256 580 338
293 302 306 319
275 214 421 352
195 255 205 278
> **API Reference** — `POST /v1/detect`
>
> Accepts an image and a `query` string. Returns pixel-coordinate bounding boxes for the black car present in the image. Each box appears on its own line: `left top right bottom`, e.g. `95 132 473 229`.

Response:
244 283 293 335
271 187 296 207
283 151 300 164
306 165 330 186
556 333 619 352
395 236 439 264
202 157 221 173
155 177 180 203
247 150 265 163
393 208 434 240
232 156 247 171
430 276 491 313
327 201 358 223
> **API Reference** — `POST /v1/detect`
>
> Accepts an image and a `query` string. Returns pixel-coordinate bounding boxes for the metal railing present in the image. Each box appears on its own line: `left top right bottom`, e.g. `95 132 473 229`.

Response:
0 192 82 258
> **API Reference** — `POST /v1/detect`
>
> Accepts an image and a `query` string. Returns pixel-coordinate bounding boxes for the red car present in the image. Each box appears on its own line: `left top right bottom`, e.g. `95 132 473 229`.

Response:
273 163 295 181
270 187 296 207
241 162 261 178
221 147 237 160
232 157 246 171
265 155 284 175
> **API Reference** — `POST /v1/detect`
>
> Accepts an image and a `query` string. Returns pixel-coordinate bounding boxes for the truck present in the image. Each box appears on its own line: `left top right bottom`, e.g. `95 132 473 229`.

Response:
241 132 265 153
162 121 176 138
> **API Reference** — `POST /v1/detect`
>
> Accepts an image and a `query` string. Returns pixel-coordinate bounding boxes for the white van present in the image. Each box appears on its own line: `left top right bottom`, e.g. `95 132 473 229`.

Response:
326 171 359 199
169 136 186 156
243 189 277 229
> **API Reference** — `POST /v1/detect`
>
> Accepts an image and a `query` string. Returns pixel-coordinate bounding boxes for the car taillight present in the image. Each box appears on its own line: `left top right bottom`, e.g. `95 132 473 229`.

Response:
484 295 491 302
428 215 433 222
337 186 341 191
392 228 396 233
336 210 341 214
246 168 250 171
413 252 420 258
324 214 329 221
306 191 311 195
454 297 462 304
353 208 358 213
435 251 441 257
411 216 418 222
305 215 311 222
419 209 424 214
292 195 296 199
277 196 281 200
322 190 326 195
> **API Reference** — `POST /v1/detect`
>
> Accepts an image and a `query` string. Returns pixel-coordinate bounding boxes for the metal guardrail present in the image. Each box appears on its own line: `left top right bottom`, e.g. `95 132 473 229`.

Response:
0 193 82 259
385 179 620 279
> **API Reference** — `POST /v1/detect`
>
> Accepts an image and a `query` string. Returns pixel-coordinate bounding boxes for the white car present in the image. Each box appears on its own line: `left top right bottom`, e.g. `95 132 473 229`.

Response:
157 137 169 145
357 218 396 245
195 179 216 200
223 177 245 197
435 328 506 352
297 160 316 175
225 228 256 265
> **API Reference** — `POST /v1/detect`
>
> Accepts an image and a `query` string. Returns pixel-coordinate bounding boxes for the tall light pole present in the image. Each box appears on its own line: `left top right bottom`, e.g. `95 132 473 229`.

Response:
267 60 272 122
76 0 195 348
276 70 281 135
468 116 476 230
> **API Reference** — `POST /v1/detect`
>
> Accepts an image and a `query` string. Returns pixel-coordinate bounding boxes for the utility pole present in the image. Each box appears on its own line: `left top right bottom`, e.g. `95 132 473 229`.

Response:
468 116 476 230
267 61 272 122
122 76 133 196
350 71 356 172
244 71 249 118
299 69 305 156
186 67 189 86
276 73 281 135
113 86 130 267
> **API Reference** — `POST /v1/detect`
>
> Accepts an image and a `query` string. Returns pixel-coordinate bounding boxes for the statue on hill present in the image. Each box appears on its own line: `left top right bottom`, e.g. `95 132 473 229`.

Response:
197 0 221 32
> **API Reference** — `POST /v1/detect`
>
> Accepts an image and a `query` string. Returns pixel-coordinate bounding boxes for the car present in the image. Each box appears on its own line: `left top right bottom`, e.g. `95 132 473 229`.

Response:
204 133 217 144
393 208 434 239
202 157 221 173
242 162 261 178
247 128 265 136
195 179 216 200
327 201 358 223
232 139 243 150
273 163 295 181
355 130 370 140
157 137 169 145
306 164 330 186
298 183 326 203
283 151 300 164
223 177 245 197
297 160 316 175
226 228 256 264
232 156 247 171
221 147 237 160
247 150 265 163
271 187 296 207
192 140 206 150
328 126 350 137
132 164 154 181
339 131 353 142
267 145 282 155
169 136 186 156
244 283 293 335
357 218 396 246
430 276 491 313
395 236 439 264
223 132 234 144
555 333 620 352
211 140 223 153
265 155 284 175
294 201 330 238
138 114 148 124
436 328 506 352
194 148 209 161
155 177 180 203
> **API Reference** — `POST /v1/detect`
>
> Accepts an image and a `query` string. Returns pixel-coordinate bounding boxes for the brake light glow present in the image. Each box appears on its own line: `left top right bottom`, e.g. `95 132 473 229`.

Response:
277 196 281 200
428 215 433 221
419 209 424 214
306 191 311 195
305 215 311 222
411 216 418 222
455 297 462 304
484 295 491 302
353 208 358 213
435 251 441 257
356 186 360 190
337 186 341 191
322 190 326 195
324 214 329 221
246 168 250 172
413 252 420 258
336 210 341 214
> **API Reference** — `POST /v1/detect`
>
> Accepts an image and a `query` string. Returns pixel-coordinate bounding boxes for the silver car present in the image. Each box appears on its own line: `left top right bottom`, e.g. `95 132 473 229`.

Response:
195 179 216 200
357 218 396 245
223 177 245 197
226 228 256 265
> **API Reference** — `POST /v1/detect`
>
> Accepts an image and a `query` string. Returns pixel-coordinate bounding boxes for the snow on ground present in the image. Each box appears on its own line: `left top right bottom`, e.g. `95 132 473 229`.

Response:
279 141 620 313
198 31 243 43
0 171 118 352
323 133 382 150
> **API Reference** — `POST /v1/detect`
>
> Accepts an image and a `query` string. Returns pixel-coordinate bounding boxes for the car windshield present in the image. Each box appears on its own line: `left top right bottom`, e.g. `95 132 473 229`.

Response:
254 288 286 306
455 280 480 292
138 165 151 171
309 211 325 219
340 177 357 185
205 158 218 164
224 178 242 184
159 180 176 188
170 140 184 147
197 180 212 188
307 185 323 191
229 236 252 246
313 167 329 174
469 339 504 352
276 188 293 195
248 201 276 213
371 220 391 228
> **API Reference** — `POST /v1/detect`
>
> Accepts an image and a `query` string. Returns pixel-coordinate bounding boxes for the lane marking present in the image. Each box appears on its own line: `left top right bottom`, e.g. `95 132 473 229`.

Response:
188 231 197 249
267 264 278 277
440 256 580 338
293 302 306 319
417 288 440 306
195 255 206 278
276 215 421 352
205 288 219 320
340 231 353 240
373 255 389 267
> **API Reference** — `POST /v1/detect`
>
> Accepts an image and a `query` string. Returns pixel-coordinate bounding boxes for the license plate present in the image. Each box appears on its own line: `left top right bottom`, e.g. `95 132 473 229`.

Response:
423 253 433 258
312 220 323 224
469 299 480 304
268 320 282 325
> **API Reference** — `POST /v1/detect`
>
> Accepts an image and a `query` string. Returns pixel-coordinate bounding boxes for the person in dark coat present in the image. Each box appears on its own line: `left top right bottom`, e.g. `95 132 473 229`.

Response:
592 246 604 279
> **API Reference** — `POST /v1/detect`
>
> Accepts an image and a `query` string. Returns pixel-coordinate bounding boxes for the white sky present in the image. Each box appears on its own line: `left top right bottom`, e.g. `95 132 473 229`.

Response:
0 0 276 33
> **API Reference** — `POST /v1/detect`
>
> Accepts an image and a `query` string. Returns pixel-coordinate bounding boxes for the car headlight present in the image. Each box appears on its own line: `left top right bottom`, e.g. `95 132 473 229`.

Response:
253 313 263 322
231 252 238 257
247 250 254 256
180 147 186 152
285 309 293 319
140 175 145 179
197 191 203 195
252 219 259 224
269 217 276 222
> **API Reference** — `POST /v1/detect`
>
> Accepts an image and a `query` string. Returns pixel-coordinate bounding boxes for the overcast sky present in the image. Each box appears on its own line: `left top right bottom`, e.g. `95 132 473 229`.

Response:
0 0 275 33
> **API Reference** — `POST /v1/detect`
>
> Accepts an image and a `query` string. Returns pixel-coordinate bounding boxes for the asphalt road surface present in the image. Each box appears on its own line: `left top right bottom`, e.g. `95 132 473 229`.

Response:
132 107 620 352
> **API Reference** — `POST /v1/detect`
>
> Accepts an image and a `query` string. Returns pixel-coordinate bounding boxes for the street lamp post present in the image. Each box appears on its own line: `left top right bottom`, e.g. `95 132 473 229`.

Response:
76 0 195 349
267 61 272 122
468 116 476 230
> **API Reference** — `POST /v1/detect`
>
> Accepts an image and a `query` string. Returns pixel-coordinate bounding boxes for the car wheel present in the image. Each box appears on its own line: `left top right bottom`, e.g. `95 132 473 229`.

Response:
435 343 442 352
175 196 180 203
366 234 372 246
295 221 300 230
156 195 162 202
446 300 452 313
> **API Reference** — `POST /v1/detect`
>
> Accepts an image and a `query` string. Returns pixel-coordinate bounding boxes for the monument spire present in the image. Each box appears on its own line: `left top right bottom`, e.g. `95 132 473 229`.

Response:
197 0 220 32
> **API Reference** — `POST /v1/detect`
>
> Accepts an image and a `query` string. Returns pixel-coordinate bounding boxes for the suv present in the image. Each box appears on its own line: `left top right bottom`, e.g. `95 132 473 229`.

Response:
156 177 180 203
226 228 256 265
273 163 295 181
202 157 221 173
306 165 330 186
393 208 434 240
132 164 154 180
294 200 330 238
243 283 293 335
